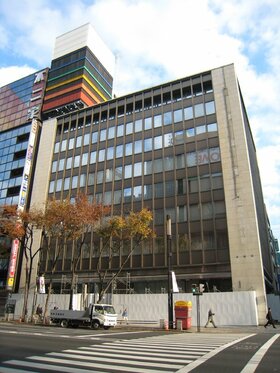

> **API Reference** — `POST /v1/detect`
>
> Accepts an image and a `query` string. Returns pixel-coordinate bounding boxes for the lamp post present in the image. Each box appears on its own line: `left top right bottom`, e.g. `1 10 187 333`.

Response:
166 215 173 329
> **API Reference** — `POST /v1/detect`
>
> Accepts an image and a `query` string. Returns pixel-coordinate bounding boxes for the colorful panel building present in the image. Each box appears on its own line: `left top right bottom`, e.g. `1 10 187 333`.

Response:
42 23 115 118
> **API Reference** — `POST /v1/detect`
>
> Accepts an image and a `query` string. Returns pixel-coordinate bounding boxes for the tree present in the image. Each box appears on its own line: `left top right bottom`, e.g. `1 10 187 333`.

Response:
37 194 110 319
0 205 42 321
95 208 155 302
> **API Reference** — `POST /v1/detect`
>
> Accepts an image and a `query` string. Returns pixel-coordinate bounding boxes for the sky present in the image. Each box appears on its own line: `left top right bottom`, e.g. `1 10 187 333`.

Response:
0 0 279 240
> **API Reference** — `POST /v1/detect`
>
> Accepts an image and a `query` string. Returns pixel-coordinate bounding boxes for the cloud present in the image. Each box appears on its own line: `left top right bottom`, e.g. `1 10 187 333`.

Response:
0 0 279 239
0 66 36 86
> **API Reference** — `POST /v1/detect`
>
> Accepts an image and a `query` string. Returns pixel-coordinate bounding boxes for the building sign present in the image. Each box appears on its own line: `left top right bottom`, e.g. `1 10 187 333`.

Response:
6 239 20 291
17 119 38 212
38 276 46 294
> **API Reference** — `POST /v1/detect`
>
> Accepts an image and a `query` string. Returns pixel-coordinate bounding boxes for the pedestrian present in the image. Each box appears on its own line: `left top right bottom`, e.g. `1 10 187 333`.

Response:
122 308 128 324
36 304 43 320
264 307 276 328
205 308 217 328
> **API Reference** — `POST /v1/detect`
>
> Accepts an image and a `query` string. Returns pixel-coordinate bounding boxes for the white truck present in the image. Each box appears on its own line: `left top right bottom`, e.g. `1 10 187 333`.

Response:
50 304 117 330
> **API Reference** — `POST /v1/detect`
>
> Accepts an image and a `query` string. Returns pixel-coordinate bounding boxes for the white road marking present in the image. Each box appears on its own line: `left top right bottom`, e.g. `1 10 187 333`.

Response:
240 334 280 373
176 334 256 372
28 356 178 373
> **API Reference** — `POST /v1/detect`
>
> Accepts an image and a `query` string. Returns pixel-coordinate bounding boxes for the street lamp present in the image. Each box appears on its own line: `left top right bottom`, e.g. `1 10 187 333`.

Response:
166 215 173 329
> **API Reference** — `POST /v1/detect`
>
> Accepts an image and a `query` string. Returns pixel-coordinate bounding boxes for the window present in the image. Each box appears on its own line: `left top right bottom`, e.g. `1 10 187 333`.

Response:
49 180 54 193
64 177 70 190
144 160 152 175
84 133 90 145
144 117 152 130
134 162 142 177
115 166 122 180
125 143 132 156
202 202 213 219
107 147 114 160
154 114 162 128
207 122 217 132
194 103 204 117
74 155 80 168
100 129 107 142
174 109 183 123
80 174 86 187
81 153 88 166
92 132 98 143
90 151 96 164
174 130 184 144
117 124 124 137
133 185 142 201
135 119 142 132
163 112 172 125
186 127 195 138
68 138 74 150
88 173 95 186
124 187 132 202
165 180 175 196
104 191 112 205
184 106 193 120
126 122 133 135
164 156 174 171
55 179 62 192
61 140 67 152
164 133 173 147
66 157 72 169
116 144 123 158
154 135 162 150
107 127 115 139
134 140 142 154
58 159 65 171
155 182 164 198
54 143 59 154
177 179 185 194
114 190 122 204
190 204 200 221
76 136 82 148
196 125 206 135
72 176 78 189
98 149 105 162
96 170 104 184
144 138 152 152
143 184 153 199
178 206 187 222
105 168 113 182
124 165 132 178
205 101 215 115
52 160 57 173
176 154 185 169
154 158 163 173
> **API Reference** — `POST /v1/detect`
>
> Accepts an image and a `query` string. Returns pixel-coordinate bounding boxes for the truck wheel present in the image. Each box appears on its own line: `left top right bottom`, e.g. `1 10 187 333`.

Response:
103 326 110 330
91 320 100 330
60 319 68 328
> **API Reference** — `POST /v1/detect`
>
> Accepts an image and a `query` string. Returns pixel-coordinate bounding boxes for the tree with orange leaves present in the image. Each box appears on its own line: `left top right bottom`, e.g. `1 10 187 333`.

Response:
0 205 42 320
36 194 110 317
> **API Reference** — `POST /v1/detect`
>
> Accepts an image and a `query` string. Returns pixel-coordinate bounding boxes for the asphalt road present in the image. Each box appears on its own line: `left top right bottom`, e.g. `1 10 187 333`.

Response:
0 322 279 372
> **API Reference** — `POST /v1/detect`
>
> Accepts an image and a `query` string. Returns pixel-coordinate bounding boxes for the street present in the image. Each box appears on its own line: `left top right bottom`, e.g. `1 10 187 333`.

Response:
0 323 279 372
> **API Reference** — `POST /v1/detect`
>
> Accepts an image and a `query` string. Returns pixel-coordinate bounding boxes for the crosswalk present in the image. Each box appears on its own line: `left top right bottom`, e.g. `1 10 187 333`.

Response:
0 333 250 373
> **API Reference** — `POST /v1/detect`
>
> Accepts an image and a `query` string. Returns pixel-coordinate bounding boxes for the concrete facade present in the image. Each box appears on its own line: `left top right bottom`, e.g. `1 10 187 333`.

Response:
212 65 267 323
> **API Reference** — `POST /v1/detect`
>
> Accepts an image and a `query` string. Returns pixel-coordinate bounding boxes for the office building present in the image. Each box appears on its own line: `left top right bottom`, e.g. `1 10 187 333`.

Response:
29 62 278 322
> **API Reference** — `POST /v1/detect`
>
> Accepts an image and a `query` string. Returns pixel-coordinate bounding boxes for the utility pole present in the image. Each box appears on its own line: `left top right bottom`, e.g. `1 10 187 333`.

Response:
166 215 173 329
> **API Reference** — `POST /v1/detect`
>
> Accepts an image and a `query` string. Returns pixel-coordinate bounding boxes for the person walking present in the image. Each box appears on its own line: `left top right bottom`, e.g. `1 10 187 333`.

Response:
122 308 128 324
264 307 276 328
205 308 217 328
